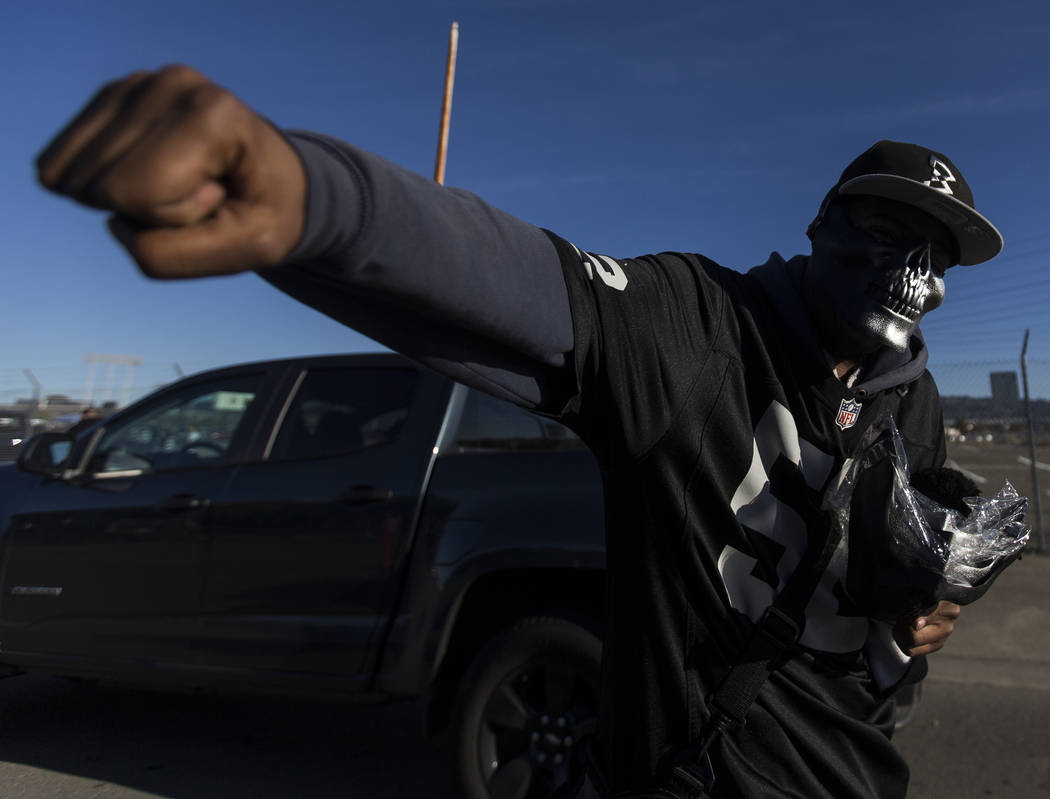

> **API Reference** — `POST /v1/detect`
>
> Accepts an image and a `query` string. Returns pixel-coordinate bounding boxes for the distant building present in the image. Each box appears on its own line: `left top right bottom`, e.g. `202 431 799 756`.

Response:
990 371 1020 404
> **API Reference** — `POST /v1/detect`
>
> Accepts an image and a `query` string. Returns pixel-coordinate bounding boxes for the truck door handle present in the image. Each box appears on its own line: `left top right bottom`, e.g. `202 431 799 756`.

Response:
155 494 211 512
339 485 393 505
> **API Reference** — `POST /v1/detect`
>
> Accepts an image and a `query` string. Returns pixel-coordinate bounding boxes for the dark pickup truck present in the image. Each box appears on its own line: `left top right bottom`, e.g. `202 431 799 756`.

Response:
2 353 605 799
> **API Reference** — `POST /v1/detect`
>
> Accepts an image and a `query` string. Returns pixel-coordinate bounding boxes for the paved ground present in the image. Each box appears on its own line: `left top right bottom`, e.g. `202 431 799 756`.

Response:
894 550 1050 798
0 677 456 799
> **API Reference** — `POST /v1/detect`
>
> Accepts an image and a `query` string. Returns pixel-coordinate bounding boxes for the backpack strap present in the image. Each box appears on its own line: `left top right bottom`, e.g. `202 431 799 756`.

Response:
666 454 846 796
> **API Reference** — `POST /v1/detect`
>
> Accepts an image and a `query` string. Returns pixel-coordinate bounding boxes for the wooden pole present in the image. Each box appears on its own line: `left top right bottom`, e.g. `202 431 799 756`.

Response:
434 21 459 185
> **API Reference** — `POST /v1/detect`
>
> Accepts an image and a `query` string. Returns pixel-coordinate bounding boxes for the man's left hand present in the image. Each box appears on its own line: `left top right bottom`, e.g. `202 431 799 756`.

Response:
894 601 961 657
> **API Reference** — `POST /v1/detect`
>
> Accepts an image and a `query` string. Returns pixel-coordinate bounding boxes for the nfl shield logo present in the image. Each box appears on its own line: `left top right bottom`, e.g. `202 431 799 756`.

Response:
836 398 862 431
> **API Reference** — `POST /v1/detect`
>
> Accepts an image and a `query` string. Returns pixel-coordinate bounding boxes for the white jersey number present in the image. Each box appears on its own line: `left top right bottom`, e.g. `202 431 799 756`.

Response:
717 401 868 652
571 244 629 292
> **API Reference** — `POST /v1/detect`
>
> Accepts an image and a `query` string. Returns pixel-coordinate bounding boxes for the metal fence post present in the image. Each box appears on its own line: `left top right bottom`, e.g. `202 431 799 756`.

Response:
1021 330 1045 551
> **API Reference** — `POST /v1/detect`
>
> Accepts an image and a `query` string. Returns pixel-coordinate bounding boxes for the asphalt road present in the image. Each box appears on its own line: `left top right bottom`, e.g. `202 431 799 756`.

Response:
893 551 1050 799
0 676 458 799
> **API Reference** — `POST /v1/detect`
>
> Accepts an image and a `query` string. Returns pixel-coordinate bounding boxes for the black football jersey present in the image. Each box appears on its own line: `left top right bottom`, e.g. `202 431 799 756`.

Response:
545 232 946 798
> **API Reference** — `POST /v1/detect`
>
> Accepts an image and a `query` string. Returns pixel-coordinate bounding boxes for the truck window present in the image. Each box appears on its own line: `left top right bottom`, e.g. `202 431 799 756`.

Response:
270 367 418 461
91 373 262 473
453 390 584 451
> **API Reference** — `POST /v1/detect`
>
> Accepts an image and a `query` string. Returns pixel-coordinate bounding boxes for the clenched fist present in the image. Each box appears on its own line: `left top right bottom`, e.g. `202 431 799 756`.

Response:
36 65 306 278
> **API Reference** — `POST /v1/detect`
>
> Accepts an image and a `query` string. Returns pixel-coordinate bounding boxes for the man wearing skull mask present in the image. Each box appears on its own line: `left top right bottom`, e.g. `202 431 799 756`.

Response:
804 142 995 369
37 68 1003 799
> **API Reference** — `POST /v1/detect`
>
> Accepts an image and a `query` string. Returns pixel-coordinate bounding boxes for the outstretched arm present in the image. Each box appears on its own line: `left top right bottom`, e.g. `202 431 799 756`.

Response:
37 65 576 410
262 131 575 409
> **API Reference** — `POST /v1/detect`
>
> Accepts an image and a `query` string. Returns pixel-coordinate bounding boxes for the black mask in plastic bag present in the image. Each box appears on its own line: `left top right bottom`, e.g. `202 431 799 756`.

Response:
823 416 1029 622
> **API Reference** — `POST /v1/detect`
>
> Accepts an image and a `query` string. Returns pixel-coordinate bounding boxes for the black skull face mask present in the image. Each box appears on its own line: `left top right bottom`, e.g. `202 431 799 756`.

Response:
806 202 946 354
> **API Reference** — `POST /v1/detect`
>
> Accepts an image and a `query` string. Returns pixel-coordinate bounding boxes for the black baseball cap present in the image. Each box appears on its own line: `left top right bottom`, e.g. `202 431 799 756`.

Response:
809 140 1003 266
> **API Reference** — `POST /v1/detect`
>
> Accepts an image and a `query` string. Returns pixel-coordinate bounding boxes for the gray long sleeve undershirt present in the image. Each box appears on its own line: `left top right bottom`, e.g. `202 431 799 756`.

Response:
259 131 576 411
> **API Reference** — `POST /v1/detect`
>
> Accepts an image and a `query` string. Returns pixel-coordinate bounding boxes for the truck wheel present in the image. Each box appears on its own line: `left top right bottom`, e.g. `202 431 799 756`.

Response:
452 616 601 799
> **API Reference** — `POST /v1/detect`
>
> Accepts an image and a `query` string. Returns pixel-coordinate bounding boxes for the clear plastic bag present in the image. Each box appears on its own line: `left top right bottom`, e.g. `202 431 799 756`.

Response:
823 415 1030 621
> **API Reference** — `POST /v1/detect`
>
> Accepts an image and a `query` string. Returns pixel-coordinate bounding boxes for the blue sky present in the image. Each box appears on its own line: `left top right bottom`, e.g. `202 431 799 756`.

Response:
2 0 1049 406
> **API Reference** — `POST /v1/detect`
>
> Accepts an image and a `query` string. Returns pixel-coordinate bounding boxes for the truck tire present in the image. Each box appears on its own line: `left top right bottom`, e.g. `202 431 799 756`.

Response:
452 615 602 799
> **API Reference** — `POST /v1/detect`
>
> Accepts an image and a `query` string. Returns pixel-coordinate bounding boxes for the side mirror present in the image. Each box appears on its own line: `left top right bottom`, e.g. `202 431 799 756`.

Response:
17 432 75 476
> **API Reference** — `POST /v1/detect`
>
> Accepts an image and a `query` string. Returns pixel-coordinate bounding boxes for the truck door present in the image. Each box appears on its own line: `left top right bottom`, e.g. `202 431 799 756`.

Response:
0 371 266 665
198 359 450 680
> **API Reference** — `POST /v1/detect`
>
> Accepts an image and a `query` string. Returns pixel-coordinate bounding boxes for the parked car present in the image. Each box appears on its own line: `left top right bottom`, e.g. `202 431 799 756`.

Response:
1 354 605 799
